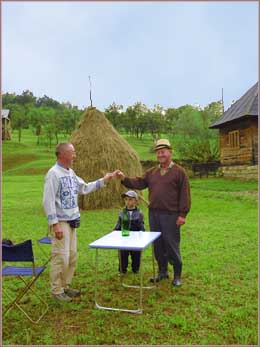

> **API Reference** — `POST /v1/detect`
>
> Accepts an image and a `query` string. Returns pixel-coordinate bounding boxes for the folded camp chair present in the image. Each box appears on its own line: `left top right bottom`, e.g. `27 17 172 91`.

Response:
2 239 49 324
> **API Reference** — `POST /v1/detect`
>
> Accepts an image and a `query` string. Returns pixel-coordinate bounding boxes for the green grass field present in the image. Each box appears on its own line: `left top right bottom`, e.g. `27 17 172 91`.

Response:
2 130 258 345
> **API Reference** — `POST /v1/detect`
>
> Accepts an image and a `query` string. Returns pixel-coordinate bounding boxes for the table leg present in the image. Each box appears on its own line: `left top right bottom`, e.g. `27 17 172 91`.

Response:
94 243 157 313
94 248 98 305
152 243 157 285
94 248 142 314
118 249 123 286
139 250 143 313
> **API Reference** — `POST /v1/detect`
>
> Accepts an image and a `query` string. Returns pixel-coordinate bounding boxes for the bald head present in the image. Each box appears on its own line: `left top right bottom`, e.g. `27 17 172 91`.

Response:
55 143 73 158
55 143 76 168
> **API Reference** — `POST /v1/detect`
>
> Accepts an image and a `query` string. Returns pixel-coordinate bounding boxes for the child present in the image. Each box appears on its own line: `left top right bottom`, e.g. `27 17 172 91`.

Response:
114 190 145 274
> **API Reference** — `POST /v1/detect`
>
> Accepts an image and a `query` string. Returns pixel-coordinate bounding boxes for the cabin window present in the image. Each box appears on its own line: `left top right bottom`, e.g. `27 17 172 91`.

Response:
229 130 240 148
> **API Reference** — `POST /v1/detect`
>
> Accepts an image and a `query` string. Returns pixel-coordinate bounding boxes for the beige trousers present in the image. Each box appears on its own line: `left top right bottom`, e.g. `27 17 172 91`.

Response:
50 222 77 295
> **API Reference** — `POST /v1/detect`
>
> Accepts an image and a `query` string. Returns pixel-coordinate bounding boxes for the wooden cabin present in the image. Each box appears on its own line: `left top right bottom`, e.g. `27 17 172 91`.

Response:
209 82 258 179
2 109 11 140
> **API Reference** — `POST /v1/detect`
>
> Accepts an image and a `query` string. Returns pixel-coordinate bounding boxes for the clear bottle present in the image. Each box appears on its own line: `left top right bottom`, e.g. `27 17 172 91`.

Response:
121 208 130 236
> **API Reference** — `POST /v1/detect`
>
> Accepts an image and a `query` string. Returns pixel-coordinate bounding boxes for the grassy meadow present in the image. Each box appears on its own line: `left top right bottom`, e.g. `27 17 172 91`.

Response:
1 129 258 345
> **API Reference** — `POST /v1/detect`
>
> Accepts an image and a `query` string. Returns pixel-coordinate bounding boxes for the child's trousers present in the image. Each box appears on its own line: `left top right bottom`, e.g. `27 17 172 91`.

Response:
119 250 141 273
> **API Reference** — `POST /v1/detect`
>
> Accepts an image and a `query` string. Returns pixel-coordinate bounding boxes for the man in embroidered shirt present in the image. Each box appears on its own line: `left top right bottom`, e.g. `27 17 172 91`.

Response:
115 139 191 287
43 142 116 302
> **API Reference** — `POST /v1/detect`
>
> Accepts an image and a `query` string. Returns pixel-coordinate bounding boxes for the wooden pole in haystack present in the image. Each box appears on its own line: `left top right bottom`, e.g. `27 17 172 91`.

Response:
89 75 93 107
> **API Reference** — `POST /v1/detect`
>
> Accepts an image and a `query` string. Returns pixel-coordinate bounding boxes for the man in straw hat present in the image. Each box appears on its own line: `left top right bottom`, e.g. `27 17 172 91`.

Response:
43 142 117 302
115 139 191 287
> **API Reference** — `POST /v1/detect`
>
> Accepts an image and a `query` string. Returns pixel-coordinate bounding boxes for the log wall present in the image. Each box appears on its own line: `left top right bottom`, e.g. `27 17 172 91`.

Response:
221 164 258 180
219 118 258 165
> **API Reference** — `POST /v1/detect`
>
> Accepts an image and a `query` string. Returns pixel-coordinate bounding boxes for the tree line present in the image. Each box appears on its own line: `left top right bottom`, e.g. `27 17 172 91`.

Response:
2 90 222 162
2 90 83 146
105 101 222 162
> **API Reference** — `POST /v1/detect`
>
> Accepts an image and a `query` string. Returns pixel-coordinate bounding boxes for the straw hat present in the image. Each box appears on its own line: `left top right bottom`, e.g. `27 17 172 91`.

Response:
154 139 172 151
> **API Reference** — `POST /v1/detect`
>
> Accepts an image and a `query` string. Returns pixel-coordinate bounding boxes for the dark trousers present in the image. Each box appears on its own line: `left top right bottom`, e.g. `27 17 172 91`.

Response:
149 209 182 277
119 250 141 273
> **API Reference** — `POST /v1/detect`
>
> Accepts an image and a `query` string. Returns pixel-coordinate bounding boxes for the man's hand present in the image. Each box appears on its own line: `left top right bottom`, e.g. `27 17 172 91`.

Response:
176 216 186 226
103 172 115 183
113 170 125 180
53 223 63 240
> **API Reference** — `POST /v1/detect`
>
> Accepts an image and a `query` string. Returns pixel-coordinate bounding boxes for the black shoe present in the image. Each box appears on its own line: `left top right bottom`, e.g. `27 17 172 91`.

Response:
150 273 169 283
172 278 182 287
132 270 139 274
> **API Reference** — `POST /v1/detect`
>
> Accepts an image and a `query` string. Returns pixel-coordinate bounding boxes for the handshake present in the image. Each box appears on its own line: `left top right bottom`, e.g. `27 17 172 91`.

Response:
103 169 125 183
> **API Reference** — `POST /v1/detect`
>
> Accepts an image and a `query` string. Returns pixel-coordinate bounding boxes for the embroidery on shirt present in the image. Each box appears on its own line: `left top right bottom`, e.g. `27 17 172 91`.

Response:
96 179 101 189
60 176 79 209
47 214 57 222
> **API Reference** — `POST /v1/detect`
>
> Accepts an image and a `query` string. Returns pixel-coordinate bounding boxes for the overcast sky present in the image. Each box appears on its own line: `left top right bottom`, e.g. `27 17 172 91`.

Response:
2 1 258 112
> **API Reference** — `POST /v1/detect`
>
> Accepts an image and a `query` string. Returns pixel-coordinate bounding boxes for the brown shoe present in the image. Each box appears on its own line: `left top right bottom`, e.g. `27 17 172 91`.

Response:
52 293 72 302
64 288 81 297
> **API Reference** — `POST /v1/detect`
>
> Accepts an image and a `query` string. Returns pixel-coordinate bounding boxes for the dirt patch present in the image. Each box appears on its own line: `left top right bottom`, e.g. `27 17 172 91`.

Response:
230 191 258 197
2 154 38 171
16 168 49 175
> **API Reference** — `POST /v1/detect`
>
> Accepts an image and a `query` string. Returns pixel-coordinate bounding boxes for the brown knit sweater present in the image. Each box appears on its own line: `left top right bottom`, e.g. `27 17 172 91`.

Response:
122 163 191 217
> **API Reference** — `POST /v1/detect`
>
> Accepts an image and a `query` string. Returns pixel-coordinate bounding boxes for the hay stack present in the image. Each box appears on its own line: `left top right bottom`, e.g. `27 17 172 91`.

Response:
70 107 143 209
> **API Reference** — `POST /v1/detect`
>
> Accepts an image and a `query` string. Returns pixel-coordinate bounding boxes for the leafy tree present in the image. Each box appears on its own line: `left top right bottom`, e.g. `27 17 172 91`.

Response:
176 137 219 162
35 95 60 109
40 108 60 145
124 102 149 138
203 100 223 124
145 110 163 140
28 107 45 144
173 104 220 162
7 104 29 142
152 104 164 114
124 106 137 135
135 112 148 139
15 90 36 113
44 123 55 148
104 102 123 130
164 107 179 133
2 92 17 107
2 89 223 161
52 112 64 144
65 107 82 134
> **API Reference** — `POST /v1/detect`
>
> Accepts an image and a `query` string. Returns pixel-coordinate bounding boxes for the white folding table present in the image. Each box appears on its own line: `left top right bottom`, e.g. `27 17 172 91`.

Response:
89 230 161 314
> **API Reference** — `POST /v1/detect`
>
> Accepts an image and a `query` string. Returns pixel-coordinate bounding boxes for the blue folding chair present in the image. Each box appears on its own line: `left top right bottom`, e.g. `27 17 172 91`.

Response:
38 237 52 245
37 230 52 266
2 239 49 324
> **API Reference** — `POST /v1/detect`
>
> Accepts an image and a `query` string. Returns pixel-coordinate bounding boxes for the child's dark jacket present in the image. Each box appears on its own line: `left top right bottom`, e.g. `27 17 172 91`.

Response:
114 207 145 231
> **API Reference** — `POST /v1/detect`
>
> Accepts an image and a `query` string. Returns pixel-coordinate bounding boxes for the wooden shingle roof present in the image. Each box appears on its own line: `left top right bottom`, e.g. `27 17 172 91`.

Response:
210 82 258 129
